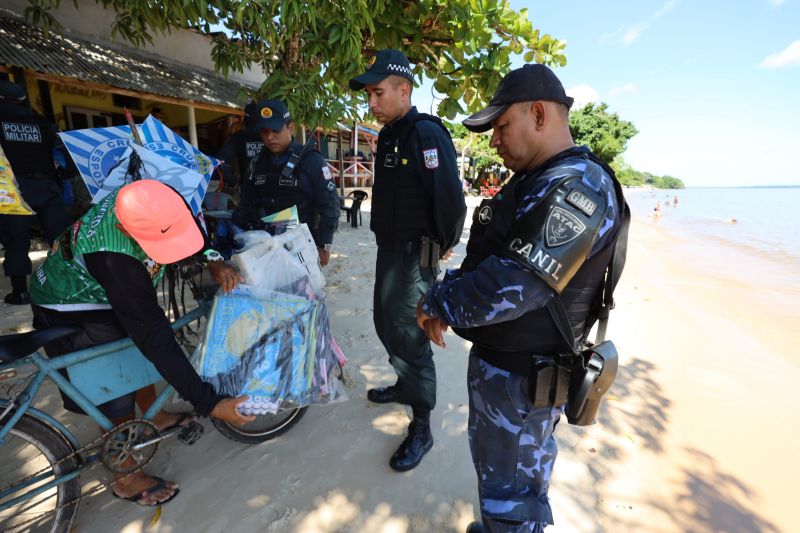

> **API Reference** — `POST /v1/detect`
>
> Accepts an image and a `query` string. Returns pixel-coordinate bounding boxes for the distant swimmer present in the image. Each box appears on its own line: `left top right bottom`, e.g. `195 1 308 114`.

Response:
725 217 738 224
673 195 679 206
652 204 661 219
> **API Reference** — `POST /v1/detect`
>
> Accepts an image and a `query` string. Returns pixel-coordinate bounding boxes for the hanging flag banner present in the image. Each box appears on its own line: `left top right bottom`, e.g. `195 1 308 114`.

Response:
59 116 219 214
139 115 219 196
58 125 134 197
97 143 205 214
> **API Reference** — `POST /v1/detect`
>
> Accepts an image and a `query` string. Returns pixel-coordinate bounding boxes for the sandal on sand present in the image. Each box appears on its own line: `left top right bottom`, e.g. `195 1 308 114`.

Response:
112 477 180 507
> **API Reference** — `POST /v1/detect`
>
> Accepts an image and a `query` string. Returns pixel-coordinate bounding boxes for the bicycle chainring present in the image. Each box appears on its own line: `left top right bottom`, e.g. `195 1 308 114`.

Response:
100 419 159 473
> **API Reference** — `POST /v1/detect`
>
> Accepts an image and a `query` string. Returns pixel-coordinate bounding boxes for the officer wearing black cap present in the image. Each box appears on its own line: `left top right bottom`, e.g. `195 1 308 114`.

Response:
350 49 467 471
215 102 264 190
416 64 628 532
231 99 339 266
0 80 70 305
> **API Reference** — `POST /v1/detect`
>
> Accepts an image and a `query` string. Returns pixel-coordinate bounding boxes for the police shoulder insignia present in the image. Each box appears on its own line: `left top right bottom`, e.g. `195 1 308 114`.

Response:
423 148 439 169
322 165 332 180
545 206 587 247
327 181 336 192
566 189 597 217
477 205 493 225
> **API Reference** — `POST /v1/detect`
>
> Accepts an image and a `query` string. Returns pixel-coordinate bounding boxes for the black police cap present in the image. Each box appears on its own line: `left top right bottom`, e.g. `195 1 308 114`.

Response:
349 49 414 90
463 64 574 133
0 81 27 104
251 99 292 131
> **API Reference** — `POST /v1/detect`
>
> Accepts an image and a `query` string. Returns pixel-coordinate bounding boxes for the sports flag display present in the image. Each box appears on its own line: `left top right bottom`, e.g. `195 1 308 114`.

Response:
58 125 134 197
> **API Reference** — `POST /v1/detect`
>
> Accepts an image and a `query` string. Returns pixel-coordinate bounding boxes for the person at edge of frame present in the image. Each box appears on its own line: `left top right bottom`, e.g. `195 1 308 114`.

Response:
349 49 467 471
0 80 73 305
417 64 626 532
28 180 254 507
215 101 264 192
231 99 340 267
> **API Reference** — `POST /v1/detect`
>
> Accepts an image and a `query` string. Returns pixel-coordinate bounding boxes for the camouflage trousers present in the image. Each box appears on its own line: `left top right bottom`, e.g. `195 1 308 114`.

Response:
467 352 563 532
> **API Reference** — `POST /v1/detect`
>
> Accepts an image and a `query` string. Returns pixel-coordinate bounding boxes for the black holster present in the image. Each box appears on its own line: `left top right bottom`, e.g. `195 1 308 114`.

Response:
419 236 441 268
528 355 574 409
565 340 619 426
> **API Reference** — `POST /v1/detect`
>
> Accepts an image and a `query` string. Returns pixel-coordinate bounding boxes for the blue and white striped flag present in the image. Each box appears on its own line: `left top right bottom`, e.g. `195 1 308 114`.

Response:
58 126 134 197
99 144 205 214
140 116 219 201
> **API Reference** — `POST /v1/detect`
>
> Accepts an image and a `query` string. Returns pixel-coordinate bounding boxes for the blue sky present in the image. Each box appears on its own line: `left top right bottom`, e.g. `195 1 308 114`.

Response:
415 0 800 187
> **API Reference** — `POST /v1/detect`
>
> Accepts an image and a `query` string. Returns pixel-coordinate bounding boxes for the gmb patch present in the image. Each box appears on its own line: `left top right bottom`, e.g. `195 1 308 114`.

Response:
566 189 597 217
423 148 439 169
322 165 333 180
545 206 586 247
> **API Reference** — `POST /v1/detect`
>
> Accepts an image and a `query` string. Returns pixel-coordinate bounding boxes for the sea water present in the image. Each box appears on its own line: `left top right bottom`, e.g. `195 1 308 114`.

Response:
625 187 800 266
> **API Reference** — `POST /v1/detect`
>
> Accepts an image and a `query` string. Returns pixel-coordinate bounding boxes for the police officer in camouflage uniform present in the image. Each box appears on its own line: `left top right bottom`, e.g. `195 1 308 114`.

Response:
350 49 467 471
417 65 627 532
232 100 340 266
0 80 70 305
216 102 264 190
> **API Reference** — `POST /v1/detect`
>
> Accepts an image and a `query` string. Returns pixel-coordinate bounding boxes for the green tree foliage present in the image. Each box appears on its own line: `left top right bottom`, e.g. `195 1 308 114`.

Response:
569 102 638 165
612 157 685 189
27 0 567 129
446 121 501 177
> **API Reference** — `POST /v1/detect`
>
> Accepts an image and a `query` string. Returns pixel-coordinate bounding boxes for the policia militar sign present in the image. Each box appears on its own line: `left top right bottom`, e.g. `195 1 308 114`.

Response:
503 169 630 427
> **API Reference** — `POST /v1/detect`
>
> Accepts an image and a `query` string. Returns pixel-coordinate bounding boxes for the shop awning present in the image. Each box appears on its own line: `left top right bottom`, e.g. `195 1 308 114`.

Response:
0 13 255 112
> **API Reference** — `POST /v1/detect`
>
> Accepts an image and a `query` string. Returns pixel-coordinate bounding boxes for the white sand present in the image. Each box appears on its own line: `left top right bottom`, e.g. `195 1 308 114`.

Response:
1 198 798 533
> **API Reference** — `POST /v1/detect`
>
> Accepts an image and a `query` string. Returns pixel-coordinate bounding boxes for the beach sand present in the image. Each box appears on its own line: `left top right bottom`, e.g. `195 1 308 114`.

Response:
1 197 798 533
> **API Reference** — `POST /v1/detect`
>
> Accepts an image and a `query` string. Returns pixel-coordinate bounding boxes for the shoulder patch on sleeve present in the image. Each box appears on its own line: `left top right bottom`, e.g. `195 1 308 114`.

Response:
423 148 439 169
322 165 332 181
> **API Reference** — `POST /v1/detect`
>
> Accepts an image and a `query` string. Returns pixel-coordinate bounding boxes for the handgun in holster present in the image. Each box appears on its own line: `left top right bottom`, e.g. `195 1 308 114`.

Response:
419 236 441 269
565 341 618 426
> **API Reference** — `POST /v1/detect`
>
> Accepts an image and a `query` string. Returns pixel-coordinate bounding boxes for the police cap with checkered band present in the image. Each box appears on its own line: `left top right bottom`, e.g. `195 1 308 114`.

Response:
349 49 414 90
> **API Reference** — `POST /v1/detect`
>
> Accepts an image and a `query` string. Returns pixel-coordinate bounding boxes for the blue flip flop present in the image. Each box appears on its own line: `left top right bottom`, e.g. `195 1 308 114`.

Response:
112 476 180 507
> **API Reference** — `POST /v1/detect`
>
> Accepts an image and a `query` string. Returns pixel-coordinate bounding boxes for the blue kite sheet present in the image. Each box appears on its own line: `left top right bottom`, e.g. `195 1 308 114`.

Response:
59 115 220 214
195 282 347 413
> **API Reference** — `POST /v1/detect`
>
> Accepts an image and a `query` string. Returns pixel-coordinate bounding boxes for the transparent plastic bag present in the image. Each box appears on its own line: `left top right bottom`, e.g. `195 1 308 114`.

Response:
195 280 347 413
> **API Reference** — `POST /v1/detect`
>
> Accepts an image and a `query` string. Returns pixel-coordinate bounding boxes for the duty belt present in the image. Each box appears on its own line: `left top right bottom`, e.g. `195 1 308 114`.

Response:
376 239 420 254
18 171 55 180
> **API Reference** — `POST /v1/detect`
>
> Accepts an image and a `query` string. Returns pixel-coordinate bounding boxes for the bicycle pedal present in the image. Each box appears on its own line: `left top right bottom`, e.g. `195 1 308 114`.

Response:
177 421 204 445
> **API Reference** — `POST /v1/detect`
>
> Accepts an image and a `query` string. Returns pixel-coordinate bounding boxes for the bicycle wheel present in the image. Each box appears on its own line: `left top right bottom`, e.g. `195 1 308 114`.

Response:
0 414 80 533
212 407 307 444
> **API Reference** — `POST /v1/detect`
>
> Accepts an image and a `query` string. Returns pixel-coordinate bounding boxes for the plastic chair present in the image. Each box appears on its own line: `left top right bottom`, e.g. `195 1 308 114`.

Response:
340 190 369 228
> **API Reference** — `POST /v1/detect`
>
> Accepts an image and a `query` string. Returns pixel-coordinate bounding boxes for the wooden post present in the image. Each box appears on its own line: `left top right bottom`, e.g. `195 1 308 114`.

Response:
338 127 345 197
187 105 198 148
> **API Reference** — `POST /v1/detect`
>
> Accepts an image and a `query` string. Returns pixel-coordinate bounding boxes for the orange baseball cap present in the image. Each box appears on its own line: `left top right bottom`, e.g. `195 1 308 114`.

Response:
115 180 204 264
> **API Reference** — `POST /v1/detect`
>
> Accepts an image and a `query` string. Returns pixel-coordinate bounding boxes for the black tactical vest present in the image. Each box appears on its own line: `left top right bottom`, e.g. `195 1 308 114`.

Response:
0 107 57 177
453 148 621 361
371 112 449 246
247 142 312 223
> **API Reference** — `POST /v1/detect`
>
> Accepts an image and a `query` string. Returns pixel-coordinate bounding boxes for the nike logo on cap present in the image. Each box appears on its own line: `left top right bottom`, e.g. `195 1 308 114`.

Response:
160 225 172 233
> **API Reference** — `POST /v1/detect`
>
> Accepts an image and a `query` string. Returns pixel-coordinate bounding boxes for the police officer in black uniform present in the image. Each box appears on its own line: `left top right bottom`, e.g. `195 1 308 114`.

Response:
349 49 467 471
216 102 264 191
0 80 70 305
417 65 628 532
231 100 339 266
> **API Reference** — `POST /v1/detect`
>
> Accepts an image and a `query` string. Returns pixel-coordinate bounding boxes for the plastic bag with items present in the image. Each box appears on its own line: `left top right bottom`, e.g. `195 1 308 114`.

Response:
195 225 345 413
0 143 34 215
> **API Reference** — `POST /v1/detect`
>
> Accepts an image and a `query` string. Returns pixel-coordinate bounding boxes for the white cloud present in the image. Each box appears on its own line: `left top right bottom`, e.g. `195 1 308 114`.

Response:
619 0 679 45
609 83 638 97
769 0 785 6
759 40 800 68
566 84 600 109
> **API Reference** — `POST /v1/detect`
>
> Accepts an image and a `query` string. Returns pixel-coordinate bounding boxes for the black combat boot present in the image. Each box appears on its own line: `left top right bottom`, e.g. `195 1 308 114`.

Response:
465 522 485 533
367 382 407 404
389 412 433 471
4 276 30 305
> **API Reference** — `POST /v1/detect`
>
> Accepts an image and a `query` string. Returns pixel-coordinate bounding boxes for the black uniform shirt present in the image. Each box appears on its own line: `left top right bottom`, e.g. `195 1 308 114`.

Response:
0 104 61 177
374 106 466 251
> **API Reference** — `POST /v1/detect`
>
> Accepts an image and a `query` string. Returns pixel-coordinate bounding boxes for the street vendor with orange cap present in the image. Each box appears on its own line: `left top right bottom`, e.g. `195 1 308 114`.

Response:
28 179 253 507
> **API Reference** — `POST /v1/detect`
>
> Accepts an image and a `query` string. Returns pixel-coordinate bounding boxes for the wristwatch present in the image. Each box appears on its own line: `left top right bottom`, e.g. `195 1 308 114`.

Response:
203 249 224 262
322 244 333 252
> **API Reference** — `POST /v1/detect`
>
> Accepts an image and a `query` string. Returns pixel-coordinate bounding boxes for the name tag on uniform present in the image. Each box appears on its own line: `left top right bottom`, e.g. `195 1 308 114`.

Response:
254 174 266 186
384 153 399 168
